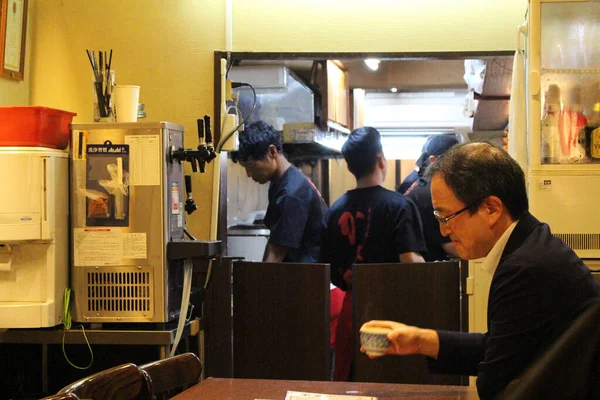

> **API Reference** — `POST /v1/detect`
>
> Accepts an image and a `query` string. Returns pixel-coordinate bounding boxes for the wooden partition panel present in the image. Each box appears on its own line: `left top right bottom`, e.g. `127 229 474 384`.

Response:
353 261 467 385
204 256 235 378
233 262 331 381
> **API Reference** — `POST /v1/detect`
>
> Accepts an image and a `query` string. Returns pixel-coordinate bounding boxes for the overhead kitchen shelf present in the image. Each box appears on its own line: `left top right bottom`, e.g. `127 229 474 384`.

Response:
472 56 514 132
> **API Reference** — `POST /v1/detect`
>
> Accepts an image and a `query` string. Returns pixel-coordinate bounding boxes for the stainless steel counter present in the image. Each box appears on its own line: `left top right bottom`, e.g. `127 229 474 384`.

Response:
227 225 269 261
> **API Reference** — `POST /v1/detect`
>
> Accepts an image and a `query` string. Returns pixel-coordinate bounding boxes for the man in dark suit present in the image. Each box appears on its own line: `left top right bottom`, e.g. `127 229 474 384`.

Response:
361 142 600 400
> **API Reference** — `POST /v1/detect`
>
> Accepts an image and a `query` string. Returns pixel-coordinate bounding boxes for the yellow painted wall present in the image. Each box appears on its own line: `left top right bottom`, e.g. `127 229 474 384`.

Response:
0 1 31 106
329 159 356 204
29 0 225 239
232 0 527 52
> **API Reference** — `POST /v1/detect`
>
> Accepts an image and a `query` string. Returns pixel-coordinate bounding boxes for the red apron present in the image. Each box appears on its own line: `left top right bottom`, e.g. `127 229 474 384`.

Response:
333 290 354 381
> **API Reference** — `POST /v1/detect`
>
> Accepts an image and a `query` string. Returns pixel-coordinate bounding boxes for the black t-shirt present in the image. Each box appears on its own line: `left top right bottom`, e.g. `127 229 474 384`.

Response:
321 185 426 290
264 166 328 263
397 170 419 194
406 177 451 261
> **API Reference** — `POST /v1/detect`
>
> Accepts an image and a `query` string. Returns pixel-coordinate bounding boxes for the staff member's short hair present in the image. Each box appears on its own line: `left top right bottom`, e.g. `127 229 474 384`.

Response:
342 126 383 179
235 121 283 162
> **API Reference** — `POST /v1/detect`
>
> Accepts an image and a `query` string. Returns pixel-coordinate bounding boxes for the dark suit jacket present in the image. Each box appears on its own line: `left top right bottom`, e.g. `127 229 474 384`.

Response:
427 212 600 400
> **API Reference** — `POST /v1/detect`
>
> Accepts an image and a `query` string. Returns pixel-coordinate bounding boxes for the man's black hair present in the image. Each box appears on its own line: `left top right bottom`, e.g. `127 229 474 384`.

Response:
235 121 283 162
342 126 383 180
426 142 529 220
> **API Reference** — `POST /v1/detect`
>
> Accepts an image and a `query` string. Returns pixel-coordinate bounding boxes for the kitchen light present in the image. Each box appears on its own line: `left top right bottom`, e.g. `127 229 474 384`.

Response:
390 87 398 93
364 59 380 71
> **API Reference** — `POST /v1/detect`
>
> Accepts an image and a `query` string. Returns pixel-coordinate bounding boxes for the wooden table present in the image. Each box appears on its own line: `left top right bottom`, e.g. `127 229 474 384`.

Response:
172 378 479 399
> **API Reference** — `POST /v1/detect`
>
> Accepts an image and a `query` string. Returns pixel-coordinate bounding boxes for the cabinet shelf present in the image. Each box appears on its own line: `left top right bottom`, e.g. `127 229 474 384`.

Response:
529 163 600 174
541 68 600 75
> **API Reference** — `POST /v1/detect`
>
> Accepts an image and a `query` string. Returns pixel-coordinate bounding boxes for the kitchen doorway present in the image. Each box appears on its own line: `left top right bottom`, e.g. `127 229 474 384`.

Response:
213 51 513 206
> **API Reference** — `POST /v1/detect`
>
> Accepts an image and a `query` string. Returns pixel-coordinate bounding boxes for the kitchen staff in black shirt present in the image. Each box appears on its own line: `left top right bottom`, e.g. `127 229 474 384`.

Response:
321 126 426 381
405 134 460 261
235 121 327 263
397 135 434 194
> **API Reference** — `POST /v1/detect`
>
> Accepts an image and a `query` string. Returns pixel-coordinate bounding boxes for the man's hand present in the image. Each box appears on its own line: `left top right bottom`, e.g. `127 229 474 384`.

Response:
359 320 440 359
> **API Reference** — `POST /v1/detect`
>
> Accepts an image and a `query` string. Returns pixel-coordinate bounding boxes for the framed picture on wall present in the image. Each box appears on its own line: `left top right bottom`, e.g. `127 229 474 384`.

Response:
0 0 28 81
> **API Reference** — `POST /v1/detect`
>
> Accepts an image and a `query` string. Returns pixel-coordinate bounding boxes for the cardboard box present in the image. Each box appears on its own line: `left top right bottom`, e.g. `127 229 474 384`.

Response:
283 123 320 143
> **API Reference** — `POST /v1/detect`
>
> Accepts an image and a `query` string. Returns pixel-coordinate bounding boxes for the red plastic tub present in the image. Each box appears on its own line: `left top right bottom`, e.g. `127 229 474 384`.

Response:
0 106 77 149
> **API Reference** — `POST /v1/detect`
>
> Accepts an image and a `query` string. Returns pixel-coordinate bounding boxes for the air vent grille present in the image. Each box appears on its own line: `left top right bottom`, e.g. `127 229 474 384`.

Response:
86 271 152 314
555 233 600 250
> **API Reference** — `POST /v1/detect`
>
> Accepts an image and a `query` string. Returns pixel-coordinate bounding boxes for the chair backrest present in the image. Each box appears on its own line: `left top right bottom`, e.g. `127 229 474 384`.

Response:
40 393 80 400
58 363 152 400
502 299 600 399
138 353 202 400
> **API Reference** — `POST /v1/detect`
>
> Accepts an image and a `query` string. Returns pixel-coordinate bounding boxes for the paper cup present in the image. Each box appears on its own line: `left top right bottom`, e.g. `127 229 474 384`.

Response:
114 85 140 122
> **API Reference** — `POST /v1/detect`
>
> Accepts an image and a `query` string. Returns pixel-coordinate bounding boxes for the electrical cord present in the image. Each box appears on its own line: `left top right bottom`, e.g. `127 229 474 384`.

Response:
216 82 256 153
61 288 94 370
225 52 233 77
203 259 214 289
183 227 197 240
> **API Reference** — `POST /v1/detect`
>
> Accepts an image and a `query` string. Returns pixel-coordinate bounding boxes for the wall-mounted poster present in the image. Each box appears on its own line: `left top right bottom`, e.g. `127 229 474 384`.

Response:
0 0 28 81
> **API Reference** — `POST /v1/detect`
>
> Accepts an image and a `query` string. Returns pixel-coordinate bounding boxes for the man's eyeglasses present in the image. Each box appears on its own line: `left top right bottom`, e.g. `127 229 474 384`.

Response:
433 204 473 225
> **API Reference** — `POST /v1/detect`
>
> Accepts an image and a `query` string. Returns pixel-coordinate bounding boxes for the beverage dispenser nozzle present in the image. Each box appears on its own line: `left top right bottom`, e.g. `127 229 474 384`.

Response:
184 175 198 215
203 115 217 163
167 114 217 174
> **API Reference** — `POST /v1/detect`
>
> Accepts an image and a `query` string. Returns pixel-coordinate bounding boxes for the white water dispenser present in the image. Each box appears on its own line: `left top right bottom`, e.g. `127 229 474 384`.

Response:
0 147 69 328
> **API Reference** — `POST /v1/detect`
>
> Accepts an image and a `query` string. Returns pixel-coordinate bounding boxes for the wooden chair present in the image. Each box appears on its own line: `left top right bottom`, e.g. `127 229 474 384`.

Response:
138 353 202 400
57 363 152 400
40 393 80 400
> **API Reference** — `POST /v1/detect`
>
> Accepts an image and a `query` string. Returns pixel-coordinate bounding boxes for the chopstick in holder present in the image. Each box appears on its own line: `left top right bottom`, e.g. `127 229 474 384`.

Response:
86 48 113 118
99 51 104 82
107 49 112 72
95 80 107 117
104 50 114 115
86 50 95 72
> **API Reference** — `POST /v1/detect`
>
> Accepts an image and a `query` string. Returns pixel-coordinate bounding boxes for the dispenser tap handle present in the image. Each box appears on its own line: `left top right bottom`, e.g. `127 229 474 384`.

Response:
197 118 205 144
185 175 193 197
183 175 198 215
204 115 212 144
190 157 198 173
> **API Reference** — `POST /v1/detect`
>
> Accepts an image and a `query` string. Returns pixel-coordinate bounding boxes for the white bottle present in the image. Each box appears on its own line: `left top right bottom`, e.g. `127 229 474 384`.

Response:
542 84 561 164
568 85 588 163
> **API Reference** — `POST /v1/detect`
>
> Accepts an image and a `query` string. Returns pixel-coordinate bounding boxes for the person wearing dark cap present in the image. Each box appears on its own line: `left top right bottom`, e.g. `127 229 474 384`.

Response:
396 136 433 194
405 134 460 261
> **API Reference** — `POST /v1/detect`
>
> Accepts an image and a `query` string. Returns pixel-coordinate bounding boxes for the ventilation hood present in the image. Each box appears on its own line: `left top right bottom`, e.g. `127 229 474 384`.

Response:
229 65 345 160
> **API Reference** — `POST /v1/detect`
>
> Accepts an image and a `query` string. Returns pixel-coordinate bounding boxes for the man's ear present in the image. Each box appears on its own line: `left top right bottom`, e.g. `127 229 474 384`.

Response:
482 195 503 225
267 144 278 159
377 153 386 168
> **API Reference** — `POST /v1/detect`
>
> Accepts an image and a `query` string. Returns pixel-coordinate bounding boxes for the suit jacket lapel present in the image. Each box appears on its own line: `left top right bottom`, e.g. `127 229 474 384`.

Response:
501 212 540 259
